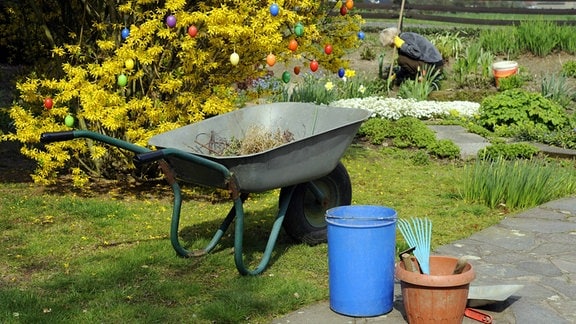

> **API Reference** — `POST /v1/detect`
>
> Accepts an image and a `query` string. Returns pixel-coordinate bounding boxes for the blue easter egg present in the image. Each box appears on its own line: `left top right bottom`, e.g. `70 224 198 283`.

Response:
270 3 279 16
121 27 130 40
358 31 365 40
338 68 345 78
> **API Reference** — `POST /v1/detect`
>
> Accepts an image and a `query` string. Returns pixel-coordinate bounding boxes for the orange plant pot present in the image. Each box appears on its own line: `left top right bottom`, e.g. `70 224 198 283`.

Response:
395 255 475 324
492 61 519 87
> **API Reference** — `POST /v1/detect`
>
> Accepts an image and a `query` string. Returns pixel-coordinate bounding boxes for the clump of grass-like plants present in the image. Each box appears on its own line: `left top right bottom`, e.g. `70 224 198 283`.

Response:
398 65 442 101
461 157 576 210
517 19 558 57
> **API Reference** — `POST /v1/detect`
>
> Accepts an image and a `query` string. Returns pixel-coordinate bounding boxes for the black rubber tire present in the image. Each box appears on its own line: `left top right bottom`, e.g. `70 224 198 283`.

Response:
280 162 352 245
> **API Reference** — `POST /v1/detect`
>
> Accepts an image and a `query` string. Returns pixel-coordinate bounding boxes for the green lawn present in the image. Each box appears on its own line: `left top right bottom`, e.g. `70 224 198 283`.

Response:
0 144 528 323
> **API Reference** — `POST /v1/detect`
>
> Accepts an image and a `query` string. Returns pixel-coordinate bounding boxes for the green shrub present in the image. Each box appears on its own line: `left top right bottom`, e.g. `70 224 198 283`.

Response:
561 60 576 78
428 139 460 159
478 143 540 160
357 118 394 145
497 74 524 91
391 117 437 149
477 89 570 132
410 150 431 166
358 117 440 152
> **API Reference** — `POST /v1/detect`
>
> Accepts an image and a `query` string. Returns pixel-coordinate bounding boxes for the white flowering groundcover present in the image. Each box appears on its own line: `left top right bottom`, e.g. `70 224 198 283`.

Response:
330 97 480 120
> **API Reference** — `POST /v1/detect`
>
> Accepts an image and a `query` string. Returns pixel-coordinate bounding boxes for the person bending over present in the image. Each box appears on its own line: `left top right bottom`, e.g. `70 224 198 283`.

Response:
380 27 443 84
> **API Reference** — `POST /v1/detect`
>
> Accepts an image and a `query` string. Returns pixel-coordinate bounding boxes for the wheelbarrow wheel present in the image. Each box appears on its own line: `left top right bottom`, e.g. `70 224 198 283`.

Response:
280 162 351 245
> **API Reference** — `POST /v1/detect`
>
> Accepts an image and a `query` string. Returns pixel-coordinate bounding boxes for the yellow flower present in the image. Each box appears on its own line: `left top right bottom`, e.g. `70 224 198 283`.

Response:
325 81 334 91
344 69 356 78
359 85 366 94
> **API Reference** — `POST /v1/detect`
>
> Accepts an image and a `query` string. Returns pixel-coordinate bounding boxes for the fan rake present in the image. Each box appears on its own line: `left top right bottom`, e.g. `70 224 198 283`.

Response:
397 217 432 275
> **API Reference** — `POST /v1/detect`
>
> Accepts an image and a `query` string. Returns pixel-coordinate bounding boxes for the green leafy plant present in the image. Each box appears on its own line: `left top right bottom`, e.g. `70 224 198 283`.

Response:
561 60 576 78
452 43 494 88
428 139 460 159
288 72 383 104
478 142 540 160
391 117 437 149
288 74 338 105
398 65 441 101
541 73 575 108
431 31 464 61
357 118 394 145
360 46 376 60
477 89 570 132
497 74 524 91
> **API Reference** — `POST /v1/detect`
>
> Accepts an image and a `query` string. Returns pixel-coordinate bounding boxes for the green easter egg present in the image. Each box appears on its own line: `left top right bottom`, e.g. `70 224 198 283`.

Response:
65 115 74 128
117 74 128 87
282 71 291 83
294 23 304 37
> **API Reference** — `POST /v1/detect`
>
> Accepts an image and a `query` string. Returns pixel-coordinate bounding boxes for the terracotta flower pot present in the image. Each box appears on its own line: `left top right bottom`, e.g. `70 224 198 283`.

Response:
395 255 475 324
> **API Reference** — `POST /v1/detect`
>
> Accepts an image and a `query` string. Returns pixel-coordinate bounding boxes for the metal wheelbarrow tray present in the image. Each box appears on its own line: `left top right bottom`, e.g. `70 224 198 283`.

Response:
147 102 369 192
41 102 370 275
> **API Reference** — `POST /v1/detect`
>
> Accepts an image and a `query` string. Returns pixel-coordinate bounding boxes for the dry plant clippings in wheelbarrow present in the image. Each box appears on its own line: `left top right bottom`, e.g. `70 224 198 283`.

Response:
194 126 295 156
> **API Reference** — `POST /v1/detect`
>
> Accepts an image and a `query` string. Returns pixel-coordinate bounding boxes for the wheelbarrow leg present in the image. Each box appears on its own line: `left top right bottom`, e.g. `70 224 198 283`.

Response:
168 180 249 257
198 193 249 256
234 185 296 275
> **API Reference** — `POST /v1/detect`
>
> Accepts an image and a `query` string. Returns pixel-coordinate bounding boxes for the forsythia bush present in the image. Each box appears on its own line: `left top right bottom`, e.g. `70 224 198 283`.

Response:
2 0 364 185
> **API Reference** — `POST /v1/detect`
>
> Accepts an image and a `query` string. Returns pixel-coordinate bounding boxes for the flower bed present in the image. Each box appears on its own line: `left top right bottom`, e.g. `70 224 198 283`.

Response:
330 97 480 120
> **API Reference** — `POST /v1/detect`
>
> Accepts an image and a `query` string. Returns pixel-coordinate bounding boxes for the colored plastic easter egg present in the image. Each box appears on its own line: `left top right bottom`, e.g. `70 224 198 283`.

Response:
43 97 53 110
358 31 365 40
266 53 276 67
270 3 279 16
166 15 177 28
338 68 345 78
121 27 130 40
340 5 348 15
230 52 240 65
310 60 319 72
282 71 291 83
324 44 333 55
294 66 301 75
188 25 198 37
294 23 304 37
117 74 128 87
65 115 74 128
288 39 298 51
125 58 134 70
346 0 354 10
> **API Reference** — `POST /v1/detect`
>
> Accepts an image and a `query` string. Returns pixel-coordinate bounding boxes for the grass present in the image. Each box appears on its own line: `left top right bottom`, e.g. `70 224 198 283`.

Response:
0 144 514 323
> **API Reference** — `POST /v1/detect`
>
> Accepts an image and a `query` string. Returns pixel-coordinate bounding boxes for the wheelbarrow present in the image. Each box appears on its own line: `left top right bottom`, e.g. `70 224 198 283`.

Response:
40 102 370 275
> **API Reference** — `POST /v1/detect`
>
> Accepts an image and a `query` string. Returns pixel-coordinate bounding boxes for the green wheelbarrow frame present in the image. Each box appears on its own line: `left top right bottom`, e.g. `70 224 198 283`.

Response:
41 130 294 275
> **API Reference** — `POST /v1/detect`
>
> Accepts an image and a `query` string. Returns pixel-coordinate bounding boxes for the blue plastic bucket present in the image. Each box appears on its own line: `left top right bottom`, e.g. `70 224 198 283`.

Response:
326 205 397 317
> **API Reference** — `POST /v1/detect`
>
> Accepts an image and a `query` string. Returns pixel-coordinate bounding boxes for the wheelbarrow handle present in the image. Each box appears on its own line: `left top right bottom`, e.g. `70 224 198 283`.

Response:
133 150 165 164
40 131 75 143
